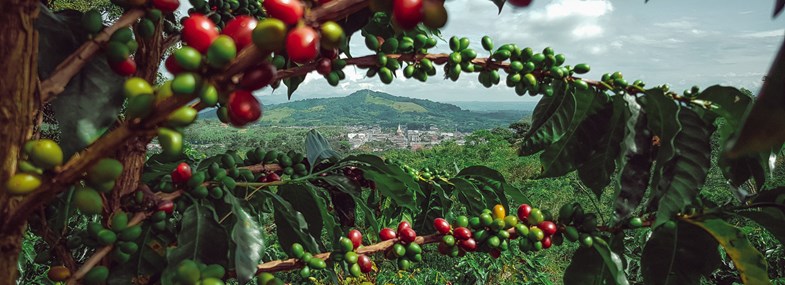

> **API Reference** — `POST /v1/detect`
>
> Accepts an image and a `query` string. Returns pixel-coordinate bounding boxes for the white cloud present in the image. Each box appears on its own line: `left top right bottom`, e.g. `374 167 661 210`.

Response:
529 0 613 21
572 24 604 39
741 29 785 38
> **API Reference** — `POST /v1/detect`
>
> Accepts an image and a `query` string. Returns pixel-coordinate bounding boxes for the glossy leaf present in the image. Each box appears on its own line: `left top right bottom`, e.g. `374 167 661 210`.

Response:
738 209 785 245
685 218 772 285
638 89 681 207
451 177 486 214
343 154 420 210
305 129 340 172
166 203 229 269
278 184 328 248
727 37 785 157
491 0 505 13
413 181 452 233
578 95 630 196
539 86 609 177
39 8 125 157
260 191 321 253
319 175 380 234
521 81 573 155
230 198 265 285
641 221 721 285
564 236 628 285
342 154 421 192
615 112 654 219
652 108 713 227
284 75 305 100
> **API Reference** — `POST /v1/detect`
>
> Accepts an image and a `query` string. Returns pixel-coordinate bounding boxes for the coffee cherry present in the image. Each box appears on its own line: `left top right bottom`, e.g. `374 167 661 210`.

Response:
182 14 218 53
252 18 287 52
347 229 363 249
28 139 63 170
165 54 183 75
399 228 417 244
433 218 451 234
5 173 41 195
222 16 257 50
453 227 471 240
629 217 643 228
357 254 372 273
454 215 469 228
393 0 423 30
152 0 179 13
379 228 397 241
528 208 545 225
542 236 552 249
528 226 544 241
422 0 447 29
397 221 411 233
206 35 237 68
263 0 304 25
580 234 593 248
110 58 137 76
47 265 71 281
517 204 532 221
226 90 262 126
320 21 344 50
459 238 477 251
171 162 192 184
291 243 305 259
538 221 557 236
286 26 320 63
339 237 354 252
316 58 332 75
239 62 277 91
158 200 174 214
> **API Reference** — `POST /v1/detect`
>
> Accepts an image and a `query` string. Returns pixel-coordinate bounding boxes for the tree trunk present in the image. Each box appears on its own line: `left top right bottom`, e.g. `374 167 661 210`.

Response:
109 21 165 210
0 0 40 284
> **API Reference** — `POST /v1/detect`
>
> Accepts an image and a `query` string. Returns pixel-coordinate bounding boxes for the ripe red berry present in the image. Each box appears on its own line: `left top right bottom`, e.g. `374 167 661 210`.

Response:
266 172 281 182
357 254 372 273
285 26 320 63
433 218 451 235
379 228 397 241
459 238 477 251
157 200 174 214
392 0 423 30
222 16 258 50
397 221 411 233
182 14 218 53
489 249 501 259
257 175 268 183
164 54 183 75
399 228 416 244
437 242 451 255
316 58 332 75
152 0 180 13
239 62 277 91
517 204 532 221
348 229 363 249
262 0 304 25
542 236 552 249
110 58 136 76
538 221 558 236
453 227 471 240
227 89 262 127
507 0 533 7
171 162 192 184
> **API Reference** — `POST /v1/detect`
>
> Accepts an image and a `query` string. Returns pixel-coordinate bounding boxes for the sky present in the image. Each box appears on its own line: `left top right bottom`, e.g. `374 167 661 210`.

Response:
190 1 785 104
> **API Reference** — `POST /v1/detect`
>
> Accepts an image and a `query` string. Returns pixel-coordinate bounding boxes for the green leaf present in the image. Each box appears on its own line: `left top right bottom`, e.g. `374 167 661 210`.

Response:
284 75 305 100
539 87 609 178
638 89 681 204
684 218 772 285
166 203 229 269
38 8 125 157
342 154 421 210
695 86 752 128
751 187 785 205
564 237 628 285
490 0 505 13
738 209 785 245
652 108 714 227
142 154 193 184
305 129 340 172
260 191 321 253
456 166 520 208
342 154 421 193
278 184 328 248
578 95 630 196
775 0 785 17
718 152 767 190
521 81 572 155
108 225 170 285
48 187 76 234
450 177 486 214
641 221 721 285
614 113 655 220
413 181 452 233
229 198 265 285
319 175 380 234
726 37 785 156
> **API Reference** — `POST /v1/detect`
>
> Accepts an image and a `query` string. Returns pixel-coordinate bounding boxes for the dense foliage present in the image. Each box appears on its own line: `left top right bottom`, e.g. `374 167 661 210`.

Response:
2 0 785 285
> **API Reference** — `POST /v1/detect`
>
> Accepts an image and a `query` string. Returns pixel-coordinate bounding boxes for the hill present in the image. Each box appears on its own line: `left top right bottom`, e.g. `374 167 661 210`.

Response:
202 90 529 132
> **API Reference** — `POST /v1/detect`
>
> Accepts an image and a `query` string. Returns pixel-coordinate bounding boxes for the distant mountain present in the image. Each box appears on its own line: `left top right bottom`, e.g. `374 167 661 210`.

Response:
203 90 529 132
445 101 538 112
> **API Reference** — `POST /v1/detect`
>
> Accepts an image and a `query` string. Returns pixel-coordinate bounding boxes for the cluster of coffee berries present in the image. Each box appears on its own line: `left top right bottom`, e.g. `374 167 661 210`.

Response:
290 242 327 278
330 230 374 277
343 167 376 190
5 139 64 196
379 221 421 270
173 259 227 285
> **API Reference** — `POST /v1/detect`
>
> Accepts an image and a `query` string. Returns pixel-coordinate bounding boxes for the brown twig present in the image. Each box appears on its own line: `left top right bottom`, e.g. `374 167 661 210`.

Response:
39 9 145 103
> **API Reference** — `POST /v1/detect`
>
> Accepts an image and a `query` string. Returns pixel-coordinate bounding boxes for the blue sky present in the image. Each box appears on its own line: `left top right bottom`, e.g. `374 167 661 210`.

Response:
205 1 785 104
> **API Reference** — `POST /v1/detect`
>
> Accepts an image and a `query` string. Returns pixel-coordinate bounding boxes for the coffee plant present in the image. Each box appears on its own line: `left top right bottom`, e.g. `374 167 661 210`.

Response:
1 0 784 284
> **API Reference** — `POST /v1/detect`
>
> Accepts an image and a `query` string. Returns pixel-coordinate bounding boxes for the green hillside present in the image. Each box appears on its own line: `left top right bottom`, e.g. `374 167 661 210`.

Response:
204 90 529 131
